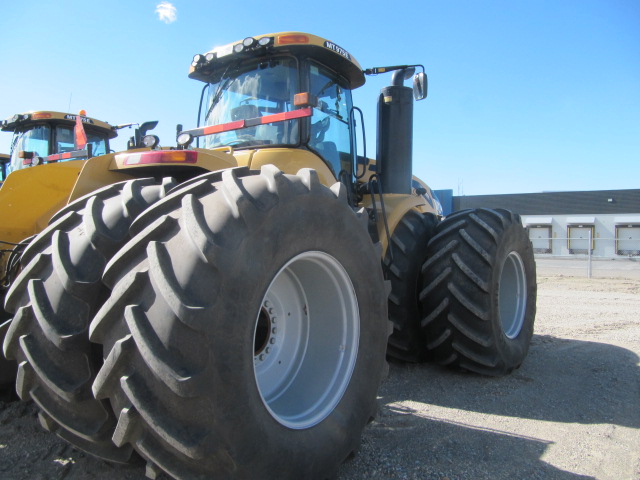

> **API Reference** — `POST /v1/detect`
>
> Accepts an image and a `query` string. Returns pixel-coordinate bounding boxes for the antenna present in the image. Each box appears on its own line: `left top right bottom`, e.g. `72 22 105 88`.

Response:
67 93 73 112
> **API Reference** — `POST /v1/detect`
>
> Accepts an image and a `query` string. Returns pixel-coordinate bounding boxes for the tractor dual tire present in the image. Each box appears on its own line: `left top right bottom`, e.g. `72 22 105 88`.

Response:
420 208 536 376
0 317 16 387
89 166 390 480
384 209 438 362
2 177 175 462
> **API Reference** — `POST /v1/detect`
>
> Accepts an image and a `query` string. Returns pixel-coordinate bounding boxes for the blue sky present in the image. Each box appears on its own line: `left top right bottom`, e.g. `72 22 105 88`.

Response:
1 0 638 195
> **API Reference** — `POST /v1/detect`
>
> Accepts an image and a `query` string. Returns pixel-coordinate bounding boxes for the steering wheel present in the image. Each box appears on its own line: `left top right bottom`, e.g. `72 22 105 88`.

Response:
311 116 331 143
240 96 259 105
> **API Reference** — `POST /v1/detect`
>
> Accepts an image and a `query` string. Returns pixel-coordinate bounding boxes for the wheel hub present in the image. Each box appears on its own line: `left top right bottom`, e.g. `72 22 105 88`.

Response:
498 251 528 339
253 251 359 429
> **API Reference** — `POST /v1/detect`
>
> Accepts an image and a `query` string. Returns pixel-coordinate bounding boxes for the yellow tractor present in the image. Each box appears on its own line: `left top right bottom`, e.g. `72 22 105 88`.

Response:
0 110 160 384
1 33 536 479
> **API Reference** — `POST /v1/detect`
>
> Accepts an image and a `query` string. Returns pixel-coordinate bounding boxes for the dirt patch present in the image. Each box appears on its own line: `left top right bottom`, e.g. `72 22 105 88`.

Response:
1 269 638 479
338 273 640 480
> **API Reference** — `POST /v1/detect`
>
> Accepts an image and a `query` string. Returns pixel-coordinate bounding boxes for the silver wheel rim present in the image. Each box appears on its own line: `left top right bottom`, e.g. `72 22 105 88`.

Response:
498 251 528 339
253 251 359 429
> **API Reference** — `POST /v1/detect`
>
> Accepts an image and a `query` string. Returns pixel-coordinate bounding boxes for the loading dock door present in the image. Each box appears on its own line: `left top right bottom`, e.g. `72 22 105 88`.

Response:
616 225 640 256
568 225 595 254
529 226 552 253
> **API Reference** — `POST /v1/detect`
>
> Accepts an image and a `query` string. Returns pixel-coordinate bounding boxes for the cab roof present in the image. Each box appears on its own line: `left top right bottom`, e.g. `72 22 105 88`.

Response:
189 32 366 89
1 111 117 138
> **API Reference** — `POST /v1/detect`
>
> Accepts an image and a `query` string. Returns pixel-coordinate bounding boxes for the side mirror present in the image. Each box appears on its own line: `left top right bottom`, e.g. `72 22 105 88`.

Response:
139 121 159 137
413 72 428 101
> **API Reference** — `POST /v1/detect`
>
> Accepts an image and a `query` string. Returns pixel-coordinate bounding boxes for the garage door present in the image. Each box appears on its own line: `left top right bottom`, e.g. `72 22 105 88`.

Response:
528 226 552 253
568 225 594 254
616 225 640 256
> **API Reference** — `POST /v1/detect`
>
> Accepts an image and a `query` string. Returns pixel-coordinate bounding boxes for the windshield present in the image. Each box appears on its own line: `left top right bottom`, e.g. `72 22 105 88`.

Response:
55 126 108 156
202 57 299 149
8 125 50 174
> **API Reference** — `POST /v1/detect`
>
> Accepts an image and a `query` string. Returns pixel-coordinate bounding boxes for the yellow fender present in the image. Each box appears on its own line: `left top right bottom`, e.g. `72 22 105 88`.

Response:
361 193 438 258
0 161 86 244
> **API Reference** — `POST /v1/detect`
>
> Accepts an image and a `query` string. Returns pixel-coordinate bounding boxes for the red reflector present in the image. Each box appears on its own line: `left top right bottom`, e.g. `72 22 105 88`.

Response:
118 150 198 166
260 108 312 124
179 107 313 140
277 34 309 45
47 152 73 162
31 113 52 120
202 120 245 136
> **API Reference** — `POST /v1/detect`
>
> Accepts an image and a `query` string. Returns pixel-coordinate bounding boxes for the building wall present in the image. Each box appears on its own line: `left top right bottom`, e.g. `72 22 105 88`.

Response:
523 214 640 257
452 189 640 215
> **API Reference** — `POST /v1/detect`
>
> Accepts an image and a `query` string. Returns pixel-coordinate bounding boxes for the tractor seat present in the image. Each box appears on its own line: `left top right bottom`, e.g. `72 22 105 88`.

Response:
231 104 260 121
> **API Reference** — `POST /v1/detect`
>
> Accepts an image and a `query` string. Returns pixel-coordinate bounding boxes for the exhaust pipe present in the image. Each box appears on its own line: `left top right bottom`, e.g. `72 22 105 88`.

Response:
376 67 415 195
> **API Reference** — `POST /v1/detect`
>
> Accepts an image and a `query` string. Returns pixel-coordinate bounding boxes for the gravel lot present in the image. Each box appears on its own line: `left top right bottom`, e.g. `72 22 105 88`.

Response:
1 257 638 479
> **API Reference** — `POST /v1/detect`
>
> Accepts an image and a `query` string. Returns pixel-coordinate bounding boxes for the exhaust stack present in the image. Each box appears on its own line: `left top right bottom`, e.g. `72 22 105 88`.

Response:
376 68 415 195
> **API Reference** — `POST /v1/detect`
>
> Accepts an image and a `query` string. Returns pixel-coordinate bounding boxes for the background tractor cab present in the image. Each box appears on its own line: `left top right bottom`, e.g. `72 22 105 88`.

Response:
1 111 116 176
181 32 427 198
0 111 160 179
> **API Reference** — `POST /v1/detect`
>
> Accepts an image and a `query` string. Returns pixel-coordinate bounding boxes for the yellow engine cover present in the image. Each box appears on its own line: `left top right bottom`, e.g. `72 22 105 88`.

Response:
0 161 87 244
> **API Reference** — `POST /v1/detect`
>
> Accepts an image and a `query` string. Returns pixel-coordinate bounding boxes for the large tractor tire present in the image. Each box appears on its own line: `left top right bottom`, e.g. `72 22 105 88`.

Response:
2 177 175 461
384 209 438 362
0 315 16 388
420 208 536 376
89 166 389 480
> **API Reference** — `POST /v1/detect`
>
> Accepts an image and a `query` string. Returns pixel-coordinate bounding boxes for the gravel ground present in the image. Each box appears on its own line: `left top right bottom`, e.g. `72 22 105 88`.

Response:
1 257 638 480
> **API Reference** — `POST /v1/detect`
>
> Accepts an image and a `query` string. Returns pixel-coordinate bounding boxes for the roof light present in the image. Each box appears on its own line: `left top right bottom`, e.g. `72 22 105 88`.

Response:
233 43 244 53
205 52 216 62
243 37 256 48
258 36 273 47
31 113 51 120
177 132 194 147
277 34 309 45
142 135 160 148
294 92 318 108
192 54 204 67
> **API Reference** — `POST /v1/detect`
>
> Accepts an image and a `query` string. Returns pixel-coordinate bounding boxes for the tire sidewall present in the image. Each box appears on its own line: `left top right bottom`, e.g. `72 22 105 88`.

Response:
197 184 387 473
490 221 537 368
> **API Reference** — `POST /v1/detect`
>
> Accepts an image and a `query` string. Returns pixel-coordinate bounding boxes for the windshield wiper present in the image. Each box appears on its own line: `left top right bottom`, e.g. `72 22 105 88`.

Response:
204 61 241 122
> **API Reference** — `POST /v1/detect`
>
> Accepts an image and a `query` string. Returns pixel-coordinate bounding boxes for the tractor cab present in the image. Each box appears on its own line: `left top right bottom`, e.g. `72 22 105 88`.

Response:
0 111 117 177
184 33 366 182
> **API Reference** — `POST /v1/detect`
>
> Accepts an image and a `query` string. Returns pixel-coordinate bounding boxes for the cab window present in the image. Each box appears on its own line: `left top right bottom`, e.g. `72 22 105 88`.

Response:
203 57 299 149
55 126 108 156
9 125 50 174
308 61 353 177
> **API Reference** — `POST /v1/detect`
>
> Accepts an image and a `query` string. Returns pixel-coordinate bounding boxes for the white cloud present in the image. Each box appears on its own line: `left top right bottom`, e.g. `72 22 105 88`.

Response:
156 2 177 24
